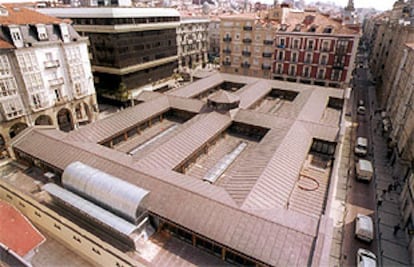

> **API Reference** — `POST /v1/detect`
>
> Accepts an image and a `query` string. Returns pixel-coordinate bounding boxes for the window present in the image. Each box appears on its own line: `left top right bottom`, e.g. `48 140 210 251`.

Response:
303 66 310 77
235 33 240 40
307 40 314 50
331 70 341 81
278 51 284 61
320 54 328 65
37 24 48 40
291 52 297 63
0 55 11 76
289 65 296 76
292 39 300 49
317 68 325 79
0 78 18 97
253 58 259 66
10 28 21 41
321 40 330 52
276 63 283 74
54 89 62 102
305 53 312 64
294 24 301 32
278 38 285 48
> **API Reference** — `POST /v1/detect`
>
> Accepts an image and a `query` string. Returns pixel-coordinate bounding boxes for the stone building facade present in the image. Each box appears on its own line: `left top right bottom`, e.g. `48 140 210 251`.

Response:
0 4 97 158
177 18 209 73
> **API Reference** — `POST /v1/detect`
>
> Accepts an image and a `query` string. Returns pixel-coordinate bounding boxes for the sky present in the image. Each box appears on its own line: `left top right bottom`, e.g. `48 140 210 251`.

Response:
306 0 395 11
0 0 397 11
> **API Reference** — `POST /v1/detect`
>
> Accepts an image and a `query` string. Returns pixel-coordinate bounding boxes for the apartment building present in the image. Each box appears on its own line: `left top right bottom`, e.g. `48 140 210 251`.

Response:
208 18 220 62
220 14 276 80
219 4 360 88
177 17 209 72
0 4 97 158
38 7 180 103
365 1 414 262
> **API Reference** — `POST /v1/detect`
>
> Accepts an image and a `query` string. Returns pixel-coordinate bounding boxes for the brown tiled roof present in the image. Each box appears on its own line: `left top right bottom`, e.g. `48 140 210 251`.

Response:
12 127 319 266
0 4 63 25
0 38 13 49
0 200 45 257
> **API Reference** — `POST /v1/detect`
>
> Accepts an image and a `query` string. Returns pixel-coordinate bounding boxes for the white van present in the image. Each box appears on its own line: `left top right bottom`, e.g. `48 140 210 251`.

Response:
356 248 377 267
355 214 374 242
354 137 368 156
356 159 374 182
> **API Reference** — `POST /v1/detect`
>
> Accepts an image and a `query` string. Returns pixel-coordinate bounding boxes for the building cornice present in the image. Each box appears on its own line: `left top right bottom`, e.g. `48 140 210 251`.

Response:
73 22 180 33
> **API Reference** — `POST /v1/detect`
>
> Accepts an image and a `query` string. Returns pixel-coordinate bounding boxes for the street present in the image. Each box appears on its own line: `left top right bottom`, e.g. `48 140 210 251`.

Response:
341 50 378 266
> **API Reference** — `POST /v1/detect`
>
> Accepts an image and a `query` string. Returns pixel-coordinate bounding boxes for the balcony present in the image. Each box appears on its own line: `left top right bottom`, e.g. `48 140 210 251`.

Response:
277 44 285 49
222 61 231 66
243 26 253 31
44 59 60 69
263 40 274 45
262 52 272 58
241 62 250 68
223 36 232 42
48 77 64 87
262 64 271 70
242 51 251 57
242 38 252 44
222 48 231 54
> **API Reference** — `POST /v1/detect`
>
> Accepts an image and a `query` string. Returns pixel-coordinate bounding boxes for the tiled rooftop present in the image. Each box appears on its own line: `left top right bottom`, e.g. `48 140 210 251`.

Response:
0 4 62 25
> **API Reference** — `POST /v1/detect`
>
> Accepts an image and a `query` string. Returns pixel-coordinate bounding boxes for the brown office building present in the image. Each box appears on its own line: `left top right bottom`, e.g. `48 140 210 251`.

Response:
38 8 180 102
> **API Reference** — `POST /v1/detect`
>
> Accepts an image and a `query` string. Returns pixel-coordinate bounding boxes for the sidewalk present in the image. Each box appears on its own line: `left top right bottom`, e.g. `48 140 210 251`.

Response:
371 113 411 266
367 70 411 265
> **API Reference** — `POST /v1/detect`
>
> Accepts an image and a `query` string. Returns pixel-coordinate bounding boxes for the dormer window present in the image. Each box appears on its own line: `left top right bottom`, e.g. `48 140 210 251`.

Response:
309 25 317 32
279 24 287 31
59 23 70 43
294 24 302 32
323 26 333 33
0 6 8 16
37 24 48 40
36 24 47 40
9 26 23 48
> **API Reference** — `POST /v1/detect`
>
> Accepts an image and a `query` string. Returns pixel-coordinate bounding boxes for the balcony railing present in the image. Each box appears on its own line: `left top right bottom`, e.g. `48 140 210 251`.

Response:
262 52 272 58
222 48 231 54
242 51 251 57
223 36 232 42
48 77 64 87
277 44 285 48
241 62 250 68
243 26 253 31
262 64 271 70
242 38 252 44
44 59 60 69
263 40 274 45
222 61 231 66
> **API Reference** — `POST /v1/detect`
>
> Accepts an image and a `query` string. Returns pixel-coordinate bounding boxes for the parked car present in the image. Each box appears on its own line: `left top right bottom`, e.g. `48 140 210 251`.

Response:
357 106 366 115
355 214 374 242
354 137 368 157
355 159 374 182
356 248 377 267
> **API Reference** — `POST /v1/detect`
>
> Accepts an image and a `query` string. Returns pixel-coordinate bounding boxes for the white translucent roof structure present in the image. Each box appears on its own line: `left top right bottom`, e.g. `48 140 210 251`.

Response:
43 183 138 236
62 161 149 222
